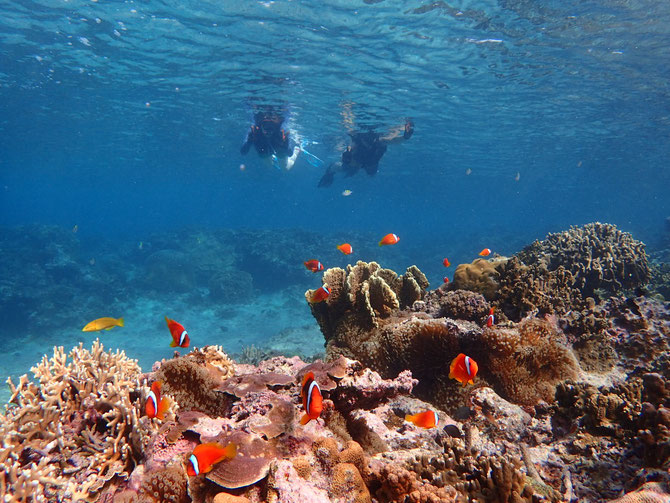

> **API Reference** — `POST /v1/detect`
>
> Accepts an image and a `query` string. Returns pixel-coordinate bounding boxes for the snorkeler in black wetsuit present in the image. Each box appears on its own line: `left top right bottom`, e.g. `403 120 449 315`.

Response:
241 110 300 170
318 120 414 187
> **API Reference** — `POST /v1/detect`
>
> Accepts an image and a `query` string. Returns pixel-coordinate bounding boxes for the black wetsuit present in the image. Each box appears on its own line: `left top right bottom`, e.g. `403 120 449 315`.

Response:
342 131 387 176
240 117 290 159
317 121 413 188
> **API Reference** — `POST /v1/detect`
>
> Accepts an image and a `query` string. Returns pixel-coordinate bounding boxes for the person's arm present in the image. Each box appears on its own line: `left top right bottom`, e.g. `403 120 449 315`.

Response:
240 128 254 154
380 120 413 144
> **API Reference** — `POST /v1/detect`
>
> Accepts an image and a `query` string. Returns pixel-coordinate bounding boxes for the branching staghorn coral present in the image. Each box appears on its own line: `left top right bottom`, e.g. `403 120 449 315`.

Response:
1 340 153 502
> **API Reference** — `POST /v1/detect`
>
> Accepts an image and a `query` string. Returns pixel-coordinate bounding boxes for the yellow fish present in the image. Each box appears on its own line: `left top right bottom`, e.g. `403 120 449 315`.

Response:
82 317 124 332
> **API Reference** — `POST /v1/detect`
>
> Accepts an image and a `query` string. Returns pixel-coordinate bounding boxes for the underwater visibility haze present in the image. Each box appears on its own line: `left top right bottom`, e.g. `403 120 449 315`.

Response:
1 1 670 502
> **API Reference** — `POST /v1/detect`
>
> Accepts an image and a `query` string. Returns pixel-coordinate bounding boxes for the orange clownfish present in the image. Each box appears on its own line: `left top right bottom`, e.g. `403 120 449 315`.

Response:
378 233 400 246
443 277 450 284
309 285 330 304
300 371 323 425
479 248 492 257
449 353 478 386
405 410 439 429
145 381 171 420
485 307 495 328
304 259 324 272
186 442 237 476
82 317 124 332
337 243 353 255
443 257 451 268
165 316 190 348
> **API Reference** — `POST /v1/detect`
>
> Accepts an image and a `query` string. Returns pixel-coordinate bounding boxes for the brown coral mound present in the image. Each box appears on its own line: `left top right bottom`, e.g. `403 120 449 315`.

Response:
416 288 491 322
306 261 429 357
155 353 233 417
517 222 650 298
1 340 152 502
452 257 504 301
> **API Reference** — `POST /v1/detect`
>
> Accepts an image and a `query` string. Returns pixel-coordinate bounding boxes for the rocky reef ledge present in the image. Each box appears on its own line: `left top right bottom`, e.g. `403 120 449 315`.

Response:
2 223 669 502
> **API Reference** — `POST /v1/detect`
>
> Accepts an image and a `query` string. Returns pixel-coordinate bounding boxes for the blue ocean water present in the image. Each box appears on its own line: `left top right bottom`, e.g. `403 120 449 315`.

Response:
0 1 669 390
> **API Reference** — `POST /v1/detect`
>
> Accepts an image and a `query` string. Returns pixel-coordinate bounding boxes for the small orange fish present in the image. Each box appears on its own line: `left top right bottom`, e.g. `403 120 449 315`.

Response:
304 259 324 272
479 248 492 257
443 276 450 284
485 307 495 328
337 243 353 255
405 410 439 428
145 381 171 420
443 257 451 267
165 316 190 348
379 233 399 246
186 442 237 476
449 353 478 386
300 371 323 425
309 285 330 304
82 317 124 332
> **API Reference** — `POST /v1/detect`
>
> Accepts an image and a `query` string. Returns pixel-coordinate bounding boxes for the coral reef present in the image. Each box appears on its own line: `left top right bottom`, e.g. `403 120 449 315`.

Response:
1 340 153 501
2 222 667 503
448 223 650 321
306 260 429 361
517 222 650 298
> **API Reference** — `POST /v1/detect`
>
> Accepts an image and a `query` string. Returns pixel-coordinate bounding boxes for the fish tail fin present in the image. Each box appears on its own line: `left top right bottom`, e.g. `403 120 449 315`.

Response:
378 241 383 246
223 442 237 459
300 414 311 425
404 414 415 423
156 397 171 420
117 317 124 327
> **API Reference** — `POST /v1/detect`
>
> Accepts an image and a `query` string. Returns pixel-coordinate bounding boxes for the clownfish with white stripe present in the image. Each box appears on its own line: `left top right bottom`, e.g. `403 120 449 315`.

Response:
449 353 478 386
165 316 190 348
485 307 495 327
378 233 400 246
145 381 171 420
300 371 323 425
309 285 330 304
186 442 237 476
405 409 439 429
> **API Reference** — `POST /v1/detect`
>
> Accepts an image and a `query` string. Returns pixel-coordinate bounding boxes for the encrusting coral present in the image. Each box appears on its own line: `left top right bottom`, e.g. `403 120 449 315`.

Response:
1 339 154 501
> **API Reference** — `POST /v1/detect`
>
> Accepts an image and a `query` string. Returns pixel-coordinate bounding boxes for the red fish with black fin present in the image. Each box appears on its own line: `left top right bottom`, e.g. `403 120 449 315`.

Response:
145 381 171 420
309 285 330 304
378 233 399 246
479 248 492 257
304 259 324 272
165 316 190 348
449 353 478 386
405 409 439 428
300 371 323 425
186 442 237 476
336 243 353 255
443 277 450 284
485 307 495 327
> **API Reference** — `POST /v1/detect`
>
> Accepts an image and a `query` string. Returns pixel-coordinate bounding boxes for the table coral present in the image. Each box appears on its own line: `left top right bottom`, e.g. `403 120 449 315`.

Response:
1 340 153 501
